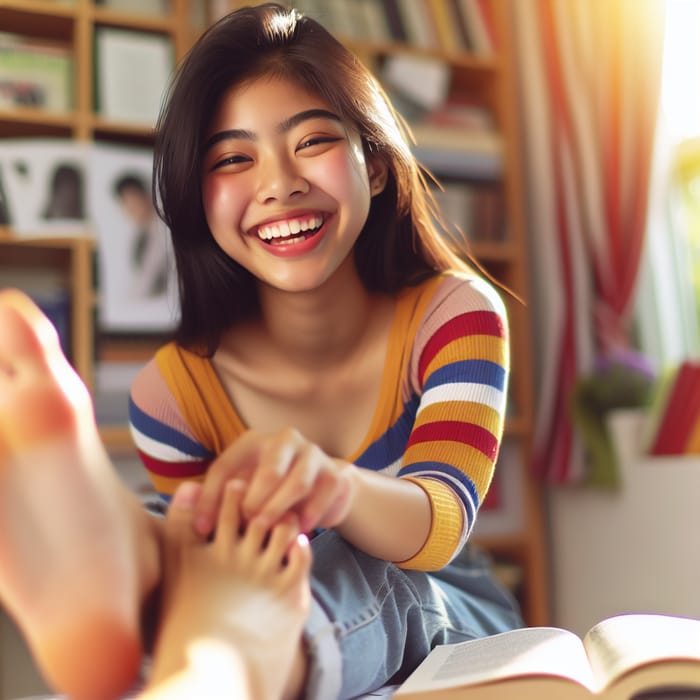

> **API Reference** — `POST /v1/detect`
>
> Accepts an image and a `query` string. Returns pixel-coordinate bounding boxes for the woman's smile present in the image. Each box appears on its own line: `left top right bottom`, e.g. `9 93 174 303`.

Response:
254 213 331 257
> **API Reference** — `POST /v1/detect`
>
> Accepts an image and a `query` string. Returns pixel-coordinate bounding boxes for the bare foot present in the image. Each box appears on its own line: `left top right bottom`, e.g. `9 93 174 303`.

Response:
146 480 312 700
0 289 160 700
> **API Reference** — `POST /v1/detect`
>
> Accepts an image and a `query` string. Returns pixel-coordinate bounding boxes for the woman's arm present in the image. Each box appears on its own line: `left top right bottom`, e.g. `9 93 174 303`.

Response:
334 466 435 564
340 276 510 570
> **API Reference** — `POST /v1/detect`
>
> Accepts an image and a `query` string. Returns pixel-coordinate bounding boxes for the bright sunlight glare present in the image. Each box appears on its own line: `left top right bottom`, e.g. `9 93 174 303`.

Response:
659 0 700 141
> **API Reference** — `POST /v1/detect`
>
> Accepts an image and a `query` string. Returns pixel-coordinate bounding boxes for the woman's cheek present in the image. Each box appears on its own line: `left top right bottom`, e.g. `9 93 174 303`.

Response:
202 175 243 229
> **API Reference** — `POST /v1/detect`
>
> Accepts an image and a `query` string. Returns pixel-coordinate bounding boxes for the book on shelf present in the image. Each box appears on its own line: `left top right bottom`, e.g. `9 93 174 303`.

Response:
291 0 497 57
411 122 503 179
409 121 502 153
431 179 506 248
458 0 497 56
381 54 451 112
647 361 700 455
356 0 393 43
94 27 174 125
379 0 407 41
395 0 439 50
425 0 467 53
0 33 73 113
394 612 700 699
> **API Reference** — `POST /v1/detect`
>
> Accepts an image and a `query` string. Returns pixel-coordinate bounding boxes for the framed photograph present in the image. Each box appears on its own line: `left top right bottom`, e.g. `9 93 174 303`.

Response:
0 139 89 236
95 27 174 125
0 162 11 225
89 143 179 332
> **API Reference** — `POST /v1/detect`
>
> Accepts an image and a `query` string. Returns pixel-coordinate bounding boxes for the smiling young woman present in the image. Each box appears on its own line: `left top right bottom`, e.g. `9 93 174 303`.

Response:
127 4 523 699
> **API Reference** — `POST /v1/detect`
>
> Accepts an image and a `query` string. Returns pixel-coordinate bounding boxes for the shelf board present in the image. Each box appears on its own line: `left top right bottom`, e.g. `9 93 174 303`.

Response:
90 6 177 34
90 115 157 142
0 2 76 38
0 229 93 248
0 107 76 135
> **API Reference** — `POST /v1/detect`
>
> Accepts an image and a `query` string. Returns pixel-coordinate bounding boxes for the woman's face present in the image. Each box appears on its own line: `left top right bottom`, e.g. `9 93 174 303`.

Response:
201 75 386 294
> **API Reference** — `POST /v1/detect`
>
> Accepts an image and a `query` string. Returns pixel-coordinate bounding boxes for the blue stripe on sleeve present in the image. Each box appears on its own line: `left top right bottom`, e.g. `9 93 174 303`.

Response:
128 397 214 459
355 395 420 470
423 359 505 393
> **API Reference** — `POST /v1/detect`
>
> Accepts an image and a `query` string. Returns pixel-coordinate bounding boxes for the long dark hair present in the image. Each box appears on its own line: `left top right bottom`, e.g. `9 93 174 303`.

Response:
154 2 472 354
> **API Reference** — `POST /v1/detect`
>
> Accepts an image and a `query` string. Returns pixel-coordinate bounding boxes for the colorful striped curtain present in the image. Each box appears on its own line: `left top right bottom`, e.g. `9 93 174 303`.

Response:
512 0 666 483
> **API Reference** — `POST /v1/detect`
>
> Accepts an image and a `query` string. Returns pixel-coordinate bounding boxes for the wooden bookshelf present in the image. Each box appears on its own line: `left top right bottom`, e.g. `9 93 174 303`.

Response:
0 0 549 626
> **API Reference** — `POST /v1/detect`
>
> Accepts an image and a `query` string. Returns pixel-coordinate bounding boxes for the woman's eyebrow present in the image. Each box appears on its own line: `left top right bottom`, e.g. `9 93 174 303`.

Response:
277 108 341 133
204 109 341 152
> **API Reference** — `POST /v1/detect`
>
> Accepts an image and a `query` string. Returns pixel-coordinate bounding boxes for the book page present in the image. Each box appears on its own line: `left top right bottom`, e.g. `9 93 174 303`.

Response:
583 614 700 688
397 627 596 695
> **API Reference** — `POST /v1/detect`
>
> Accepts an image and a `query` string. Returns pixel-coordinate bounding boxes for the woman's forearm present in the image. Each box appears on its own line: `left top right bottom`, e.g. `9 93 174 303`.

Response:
335 467 433 563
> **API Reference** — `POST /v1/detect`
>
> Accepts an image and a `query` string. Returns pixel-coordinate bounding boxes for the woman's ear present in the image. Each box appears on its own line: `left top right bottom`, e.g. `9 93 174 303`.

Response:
367 156 388 196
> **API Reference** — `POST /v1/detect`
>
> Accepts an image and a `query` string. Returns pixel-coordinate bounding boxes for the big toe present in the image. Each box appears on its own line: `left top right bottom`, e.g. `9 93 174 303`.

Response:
0 289 62 365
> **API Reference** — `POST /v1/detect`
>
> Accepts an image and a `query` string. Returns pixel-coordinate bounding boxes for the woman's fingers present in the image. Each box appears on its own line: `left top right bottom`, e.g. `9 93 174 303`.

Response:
195 428 356 537
251 442 322 526
194 431 261 536
300 468 353 531
240 428 306 519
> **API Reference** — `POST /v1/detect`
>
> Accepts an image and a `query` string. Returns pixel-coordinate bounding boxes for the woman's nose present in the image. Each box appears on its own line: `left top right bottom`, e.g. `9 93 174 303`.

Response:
255 155 309 204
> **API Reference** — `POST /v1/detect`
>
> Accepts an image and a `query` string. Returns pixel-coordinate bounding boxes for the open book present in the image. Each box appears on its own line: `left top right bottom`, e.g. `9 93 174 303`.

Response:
394 613 700 699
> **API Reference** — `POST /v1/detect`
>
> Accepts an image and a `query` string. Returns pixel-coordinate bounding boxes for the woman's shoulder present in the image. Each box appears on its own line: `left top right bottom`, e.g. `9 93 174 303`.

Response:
130 348 169 404
423 271 508 322
130 340 193 408
404 272 508 392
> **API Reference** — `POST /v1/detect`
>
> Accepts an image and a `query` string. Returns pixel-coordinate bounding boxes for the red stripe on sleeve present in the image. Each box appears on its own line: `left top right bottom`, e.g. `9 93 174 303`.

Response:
138 451 211 478
407 420 499 460
418 311 506 382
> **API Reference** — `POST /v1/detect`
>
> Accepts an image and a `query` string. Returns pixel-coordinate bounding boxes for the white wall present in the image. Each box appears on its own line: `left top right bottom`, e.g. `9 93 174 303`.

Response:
548 409 700 637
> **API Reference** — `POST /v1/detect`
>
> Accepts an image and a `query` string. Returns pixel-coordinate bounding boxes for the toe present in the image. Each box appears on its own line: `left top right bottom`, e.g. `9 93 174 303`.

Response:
260 513 301 573
0 289 62 366
282 533 312 587
213 480 246 554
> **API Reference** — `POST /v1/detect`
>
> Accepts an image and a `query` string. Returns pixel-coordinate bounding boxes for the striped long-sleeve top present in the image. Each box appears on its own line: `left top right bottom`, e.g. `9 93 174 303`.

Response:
129 271 510 571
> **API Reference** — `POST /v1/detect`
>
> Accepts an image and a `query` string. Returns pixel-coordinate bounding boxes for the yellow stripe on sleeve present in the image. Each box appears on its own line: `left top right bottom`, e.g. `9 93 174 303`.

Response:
395 477 464 571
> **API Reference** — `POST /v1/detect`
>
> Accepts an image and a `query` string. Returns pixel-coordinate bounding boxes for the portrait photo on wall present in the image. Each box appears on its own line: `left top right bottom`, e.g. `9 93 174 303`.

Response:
89 143 179 332
0 139 89 236
0 164 11 225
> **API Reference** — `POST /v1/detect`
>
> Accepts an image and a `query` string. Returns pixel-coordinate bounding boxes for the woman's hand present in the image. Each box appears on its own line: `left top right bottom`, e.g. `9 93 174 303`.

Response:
194 427 356 537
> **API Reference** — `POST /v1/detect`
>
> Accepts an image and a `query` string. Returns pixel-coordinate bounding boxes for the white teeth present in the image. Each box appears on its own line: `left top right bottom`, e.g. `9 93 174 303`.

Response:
257 216 323 241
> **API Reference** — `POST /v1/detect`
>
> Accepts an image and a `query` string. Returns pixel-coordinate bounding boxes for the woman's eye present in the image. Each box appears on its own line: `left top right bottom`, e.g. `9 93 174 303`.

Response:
297 136 342 151
211 154 251 170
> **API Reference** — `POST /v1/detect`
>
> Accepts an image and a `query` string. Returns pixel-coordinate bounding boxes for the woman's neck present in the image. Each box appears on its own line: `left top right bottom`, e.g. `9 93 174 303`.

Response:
250 259 380 368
